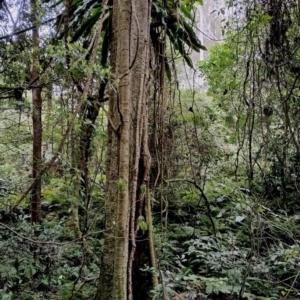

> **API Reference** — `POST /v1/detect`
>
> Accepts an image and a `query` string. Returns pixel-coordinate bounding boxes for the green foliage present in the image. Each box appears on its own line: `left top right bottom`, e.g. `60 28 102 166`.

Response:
198 42 238 95
117 178 125 192
48 0 205 72
0 212 100 300
154 183 300 299
137 215 148 232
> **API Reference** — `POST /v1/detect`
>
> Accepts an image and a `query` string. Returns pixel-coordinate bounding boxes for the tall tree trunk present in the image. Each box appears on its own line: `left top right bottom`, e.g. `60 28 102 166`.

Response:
94 0 156 299
31 0 42 223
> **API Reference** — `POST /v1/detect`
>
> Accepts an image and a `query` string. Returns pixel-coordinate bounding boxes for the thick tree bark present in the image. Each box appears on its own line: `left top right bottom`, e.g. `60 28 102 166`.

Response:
94 0 155 299
31 0 42 223
129 1 156 294
95 1 131 299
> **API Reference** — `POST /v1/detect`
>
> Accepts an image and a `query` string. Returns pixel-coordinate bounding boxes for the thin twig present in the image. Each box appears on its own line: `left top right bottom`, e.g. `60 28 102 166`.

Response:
0 221 83 245
164 178 217 236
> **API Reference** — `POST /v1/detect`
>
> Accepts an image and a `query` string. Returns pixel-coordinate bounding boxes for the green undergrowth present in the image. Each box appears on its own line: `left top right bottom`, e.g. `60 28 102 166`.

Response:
153 184 300 300
0 176 105 300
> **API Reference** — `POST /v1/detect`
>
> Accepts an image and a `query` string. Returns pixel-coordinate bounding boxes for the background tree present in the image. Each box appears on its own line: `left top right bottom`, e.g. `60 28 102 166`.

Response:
30 0 43 223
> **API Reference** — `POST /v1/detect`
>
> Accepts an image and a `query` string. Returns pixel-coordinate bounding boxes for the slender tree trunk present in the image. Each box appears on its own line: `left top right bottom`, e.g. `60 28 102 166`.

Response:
31 0 42 223
94 0 155 299
63 0 82 238
77 80 107 235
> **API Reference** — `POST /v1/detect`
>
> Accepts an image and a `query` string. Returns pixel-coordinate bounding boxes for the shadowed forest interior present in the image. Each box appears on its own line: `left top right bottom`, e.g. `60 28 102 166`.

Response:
1 0 300 299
